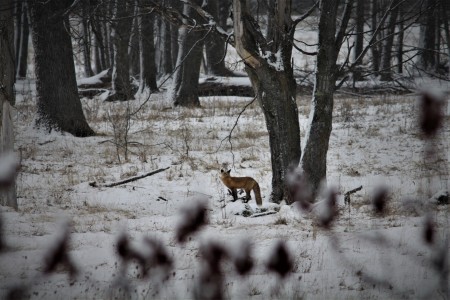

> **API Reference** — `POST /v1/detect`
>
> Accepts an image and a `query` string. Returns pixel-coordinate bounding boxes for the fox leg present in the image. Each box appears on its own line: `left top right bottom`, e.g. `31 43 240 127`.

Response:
228 189 238 201
243 189 252 203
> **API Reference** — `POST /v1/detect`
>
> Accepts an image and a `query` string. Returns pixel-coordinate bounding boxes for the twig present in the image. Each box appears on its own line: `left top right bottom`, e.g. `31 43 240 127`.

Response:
214 96 257 168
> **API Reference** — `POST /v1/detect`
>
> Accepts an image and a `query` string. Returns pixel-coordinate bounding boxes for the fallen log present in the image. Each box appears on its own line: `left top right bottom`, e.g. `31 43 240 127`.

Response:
198 77 254 97
89 167 169 188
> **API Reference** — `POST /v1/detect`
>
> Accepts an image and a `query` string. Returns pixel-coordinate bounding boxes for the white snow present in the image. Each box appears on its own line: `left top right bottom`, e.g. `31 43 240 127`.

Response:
3 78 448 299
1 15 449 299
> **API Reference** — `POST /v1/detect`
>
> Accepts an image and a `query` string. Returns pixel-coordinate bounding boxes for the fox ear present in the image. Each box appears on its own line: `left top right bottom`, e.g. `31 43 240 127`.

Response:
227 169 231 174
220 169 225 173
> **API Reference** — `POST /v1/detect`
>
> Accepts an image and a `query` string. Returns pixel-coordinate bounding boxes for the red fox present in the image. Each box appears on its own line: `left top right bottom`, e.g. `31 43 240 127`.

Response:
219 169 262 206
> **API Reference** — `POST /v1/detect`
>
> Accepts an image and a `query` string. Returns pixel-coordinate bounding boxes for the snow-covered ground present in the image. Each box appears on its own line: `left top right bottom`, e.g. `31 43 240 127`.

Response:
1 75 448 299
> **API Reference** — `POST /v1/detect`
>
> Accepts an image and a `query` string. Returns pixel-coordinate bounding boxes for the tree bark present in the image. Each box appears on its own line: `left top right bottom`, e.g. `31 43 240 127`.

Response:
16 0 29 78
129 0 140 77
1 0 18 209
233 0 301 203
110 0 135 101
170 0 205 107
353 0 364 80
139 0 158 92
418 0 437 71
380 0 399 81
301 0 340 199
204 0 232 76
29 0 95 137
371 0 381 73
81 0 94 77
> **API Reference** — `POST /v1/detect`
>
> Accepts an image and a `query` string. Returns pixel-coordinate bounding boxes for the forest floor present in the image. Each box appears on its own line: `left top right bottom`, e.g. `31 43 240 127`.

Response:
0 78 449 299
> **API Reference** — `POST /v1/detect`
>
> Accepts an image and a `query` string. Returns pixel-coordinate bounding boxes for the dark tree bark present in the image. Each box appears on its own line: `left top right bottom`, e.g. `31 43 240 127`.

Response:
91 10 109 72
170 0 205 107
380 0 399 81
301 0 354 199
139 0 158 92
371 0 381 73
161 17 173 75
15 0 29 78
129 1 140 77
418 0 437 71
353 0 364 80
29 0 94 137
0 0 18 209
110 0 135 101
204 0 233 76
81 0 94 77
397 15 404 74
233 0 301 203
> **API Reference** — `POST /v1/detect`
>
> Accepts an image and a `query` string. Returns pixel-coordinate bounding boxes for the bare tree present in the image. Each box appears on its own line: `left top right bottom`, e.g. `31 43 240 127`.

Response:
418 0 438 72
380 0 400 81
29 0 95 137
0 0 18 209
204 0 233 76
232 0 301 203
301 0 354 198
109 0 135 101
15 0 29 78
170 0 206 107
139 0 158 92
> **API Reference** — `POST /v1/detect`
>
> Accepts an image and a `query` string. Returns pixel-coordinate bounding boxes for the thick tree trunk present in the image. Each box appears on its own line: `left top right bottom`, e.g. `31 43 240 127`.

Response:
204 0 233 76
81 0 94 77
91 13 108 72
233 0 301 204
16 0 29 78
110 0 134 101
418 0 437 71
247 67 300 203
353 0 364 80
301 0 339 199
0 0 18 209
371 0 381 73
129 1 140 77
139 0 158 92
397 18 404 74
380 0 399 81
170 0 205 107
29 0 94 137
161 18 173 75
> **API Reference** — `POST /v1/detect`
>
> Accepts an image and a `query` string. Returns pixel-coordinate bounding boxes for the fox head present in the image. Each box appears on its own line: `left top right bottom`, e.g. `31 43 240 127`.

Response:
220 169 231 177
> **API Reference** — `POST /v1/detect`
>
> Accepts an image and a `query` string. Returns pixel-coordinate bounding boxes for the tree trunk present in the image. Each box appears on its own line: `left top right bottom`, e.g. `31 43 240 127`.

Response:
441 1 450 78
380 0 399 81
129 1 140 77
397 17 404 74
110 0 134 101
139 0 158 92
0 0 18 209
247 67 300 203
91 12 108 72
16 0 29 78
170 0 205 107
81 0 94 77
204 0 233 76
159 12 173 76
371 0 381 73
301 0 340 199
353 0 364 80
418 0 437 71
233 0 301 203
29 0 95 137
